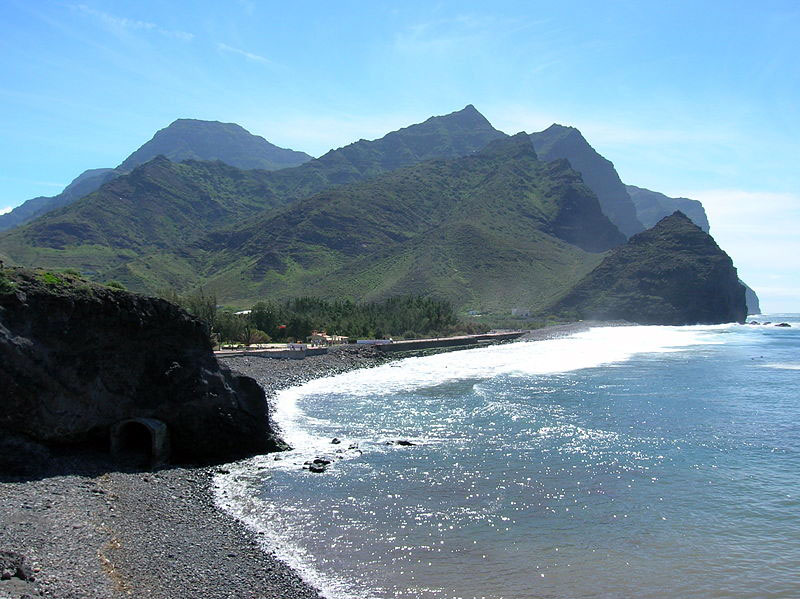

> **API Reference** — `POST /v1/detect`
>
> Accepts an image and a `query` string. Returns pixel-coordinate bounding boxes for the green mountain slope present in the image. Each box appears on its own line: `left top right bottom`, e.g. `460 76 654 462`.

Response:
0 119 313 233
0 158 286 278
166 134 619 308
531 125 644 237
118 119 312 172
0 106 509 283
546 211 747 324
0 168 118 232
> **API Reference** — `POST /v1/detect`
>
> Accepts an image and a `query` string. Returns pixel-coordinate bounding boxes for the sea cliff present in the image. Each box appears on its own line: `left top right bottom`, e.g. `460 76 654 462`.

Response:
0 266 281 469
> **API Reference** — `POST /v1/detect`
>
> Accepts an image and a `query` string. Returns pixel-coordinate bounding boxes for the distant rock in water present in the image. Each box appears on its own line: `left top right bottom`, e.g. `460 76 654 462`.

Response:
0 267 283 465
546 212 747 325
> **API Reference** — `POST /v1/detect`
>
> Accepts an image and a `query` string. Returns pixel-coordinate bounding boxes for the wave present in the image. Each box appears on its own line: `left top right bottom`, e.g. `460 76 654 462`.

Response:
763 362 800 370
215 323 731 598
274 324 726 449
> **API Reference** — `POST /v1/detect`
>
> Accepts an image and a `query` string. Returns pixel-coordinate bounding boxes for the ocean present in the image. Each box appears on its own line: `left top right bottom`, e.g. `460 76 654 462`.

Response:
215 316 800 599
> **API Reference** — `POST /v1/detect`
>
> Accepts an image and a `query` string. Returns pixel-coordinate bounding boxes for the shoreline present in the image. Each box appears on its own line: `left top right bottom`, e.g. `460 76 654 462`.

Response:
0 321 614 599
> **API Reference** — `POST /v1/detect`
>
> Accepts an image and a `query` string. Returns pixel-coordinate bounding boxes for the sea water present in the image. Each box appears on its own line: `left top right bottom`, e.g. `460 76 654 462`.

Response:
215 316 800 599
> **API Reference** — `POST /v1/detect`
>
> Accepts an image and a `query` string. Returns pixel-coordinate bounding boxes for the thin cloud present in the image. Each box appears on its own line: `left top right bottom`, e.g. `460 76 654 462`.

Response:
71 4 194 41
216 43 272 65
395 14 548 55
0 206 13 215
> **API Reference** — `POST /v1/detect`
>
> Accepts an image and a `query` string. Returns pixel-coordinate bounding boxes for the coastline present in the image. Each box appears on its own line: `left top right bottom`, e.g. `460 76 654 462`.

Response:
0 322 613 599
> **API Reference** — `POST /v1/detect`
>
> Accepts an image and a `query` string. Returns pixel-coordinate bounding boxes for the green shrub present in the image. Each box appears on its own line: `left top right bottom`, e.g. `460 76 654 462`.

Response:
104 280 126 290
0 270 15 293
38 271 64 286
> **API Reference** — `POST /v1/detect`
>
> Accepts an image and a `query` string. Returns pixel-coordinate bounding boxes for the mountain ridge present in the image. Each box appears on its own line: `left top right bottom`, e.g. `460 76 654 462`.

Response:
530 124 644 237
0 119 314 233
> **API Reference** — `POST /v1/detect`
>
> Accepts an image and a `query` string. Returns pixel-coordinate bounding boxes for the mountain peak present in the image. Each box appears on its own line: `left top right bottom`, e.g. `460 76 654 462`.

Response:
117 119 312 172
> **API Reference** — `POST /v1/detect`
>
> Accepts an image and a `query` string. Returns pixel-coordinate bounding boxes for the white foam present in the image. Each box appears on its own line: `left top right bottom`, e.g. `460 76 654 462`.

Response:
216 324 727 598
763 363 800 370
275 324 725 449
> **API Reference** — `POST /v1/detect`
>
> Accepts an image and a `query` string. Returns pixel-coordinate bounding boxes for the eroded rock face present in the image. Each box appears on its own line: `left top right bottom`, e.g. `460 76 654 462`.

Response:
547 212 747 325
0 268 282 464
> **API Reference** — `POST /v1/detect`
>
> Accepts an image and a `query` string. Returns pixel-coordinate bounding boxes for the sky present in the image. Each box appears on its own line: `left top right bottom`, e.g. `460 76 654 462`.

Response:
1 0 798 311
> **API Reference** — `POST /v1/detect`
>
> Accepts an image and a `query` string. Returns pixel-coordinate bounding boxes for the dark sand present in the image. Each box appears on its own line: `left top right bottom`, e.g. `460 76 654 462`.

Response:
0 323 619 599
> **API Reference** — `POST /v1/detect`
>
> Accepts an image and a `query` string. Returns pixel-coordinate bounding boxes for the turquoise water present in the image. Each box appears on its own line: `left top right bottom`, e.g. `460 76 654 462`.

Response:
216 317 800 598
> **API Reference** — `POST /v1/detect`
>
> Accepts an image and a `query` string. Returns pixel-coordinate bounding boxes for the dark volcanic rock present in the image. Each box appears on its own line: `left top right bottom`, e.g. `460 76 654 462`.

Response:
0 267 281 465
547 212 747 325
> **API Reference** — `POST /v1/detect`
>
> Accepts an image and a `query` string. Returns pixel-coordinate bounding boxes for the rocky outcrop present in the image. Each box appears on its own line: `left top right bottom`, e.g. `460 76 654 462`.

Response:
0 267 283 465
546 212 747 325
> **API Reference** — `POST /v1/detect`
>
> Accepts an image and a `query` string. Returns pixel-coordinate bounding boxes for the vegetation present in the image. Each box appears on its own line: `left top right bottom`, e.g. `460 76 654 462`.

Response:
157 285 477 344
0 106 511 302
544 212 747 325
0 268 15 293
0 108 625 315
243 295 469 342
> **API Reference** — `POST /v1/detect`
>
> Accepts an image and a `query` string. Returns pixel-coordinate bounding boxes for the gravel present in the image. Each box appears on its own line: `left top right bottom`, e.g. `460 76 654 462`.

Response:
0 346 389 599
1 332 622 599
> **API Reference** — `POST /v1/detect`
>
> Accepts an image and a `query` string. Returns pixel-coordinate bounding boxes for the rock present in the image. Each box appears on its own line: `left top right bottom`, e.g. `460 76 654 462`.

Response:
395 440 415 446
0 431 50 476
0 551 34 582
331 438 341 444
776 322 791 327
0 267 285 465
308 463 327 473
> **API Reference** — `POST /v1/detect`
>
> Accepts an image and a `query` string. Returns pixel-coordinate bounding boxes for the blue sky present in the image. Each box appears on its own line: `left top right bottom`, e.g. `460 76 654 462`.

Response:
1 1 798 311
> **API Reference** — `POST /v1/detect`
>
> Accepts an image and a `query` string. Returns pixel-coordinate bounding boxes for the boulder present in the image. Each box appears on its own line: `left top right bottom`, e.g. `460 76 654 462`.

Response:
0 267 284 465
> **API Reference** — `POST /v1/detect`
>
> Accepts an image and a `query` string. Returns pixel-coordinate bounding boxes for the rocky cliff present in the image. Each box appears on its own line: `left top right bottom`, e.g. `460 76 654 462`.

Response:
546 212 747 325
0 267 282 466
531 125 643 237
626 184 710 232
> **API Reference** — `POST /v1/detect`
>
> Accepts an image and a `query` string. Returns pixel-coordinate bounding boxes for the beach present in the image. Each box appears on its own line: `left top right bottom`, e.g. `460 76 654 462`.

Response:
0 324 605 599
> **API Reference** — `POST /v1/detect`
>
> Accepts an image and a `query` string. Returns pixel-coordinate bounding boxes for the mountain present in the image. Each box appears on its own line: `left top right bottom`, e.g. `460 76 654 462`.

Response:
0 119 313 233
530 125 644 237
625 185 763 314
307 104 504 181
546 211 747 325
626 185 710 232
162 134 622 309
0 106 510 289
117 119 312 172
0 168 118 232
